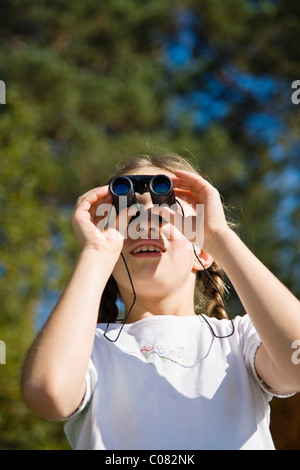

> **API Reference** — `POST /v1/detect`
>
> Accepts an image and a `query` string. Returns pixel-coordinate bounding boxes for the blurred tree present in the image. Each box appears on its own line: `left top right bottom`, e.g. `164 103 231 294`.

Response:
0 0 299 449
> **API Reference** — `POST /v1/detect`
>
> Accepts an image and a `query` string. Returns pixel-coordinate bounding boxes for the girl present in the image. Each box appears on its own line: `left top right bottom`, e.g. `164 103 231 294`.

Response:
21 153 300 450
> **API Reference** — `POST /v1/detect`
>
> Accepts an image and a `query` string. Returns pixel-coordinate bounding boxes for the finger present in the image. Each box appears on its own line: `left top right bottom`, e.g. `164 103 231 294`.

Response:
113 207 134 238
76 186 110 209
174 169 210 187
173 170 215 201
172 175 201 191
174 185 203 202
90 194 112 218
174 188 198 201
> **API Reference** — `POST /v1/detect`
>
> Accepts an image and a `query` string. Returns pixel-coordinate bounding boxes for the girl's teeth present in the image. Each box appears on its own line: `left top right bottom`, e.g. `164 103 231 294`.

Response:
133 245 160 254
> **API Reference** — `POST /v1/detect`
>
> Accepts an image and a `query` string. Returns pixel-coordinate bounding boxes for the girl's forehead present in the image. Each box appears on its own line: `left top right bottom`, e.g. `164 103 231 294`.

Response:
123 166 174 177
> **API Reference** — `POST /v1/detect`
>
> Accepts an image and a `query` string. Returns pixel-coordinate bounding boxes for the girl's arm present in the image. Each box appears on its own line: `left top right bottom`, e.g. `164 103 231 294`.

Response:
21 187 124 420
174 170 300 395
211 228 300 395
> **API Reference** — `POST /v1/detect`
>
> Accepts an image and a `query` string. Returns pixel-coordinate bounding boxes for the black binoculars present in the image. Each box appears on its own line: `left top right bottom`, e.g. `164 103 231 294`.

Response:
109 174 176 213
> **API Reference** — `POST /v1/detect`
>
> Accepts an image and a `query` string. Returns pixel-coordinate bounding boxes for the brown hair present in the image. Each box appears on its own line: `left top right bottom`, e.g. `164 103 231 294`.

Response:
98 153 229 322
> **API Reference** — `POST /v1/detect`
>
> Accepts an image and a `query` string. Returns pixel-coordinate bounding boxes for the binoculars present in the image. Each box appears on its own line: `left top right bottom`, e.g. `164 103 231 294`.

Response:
109 174 176 213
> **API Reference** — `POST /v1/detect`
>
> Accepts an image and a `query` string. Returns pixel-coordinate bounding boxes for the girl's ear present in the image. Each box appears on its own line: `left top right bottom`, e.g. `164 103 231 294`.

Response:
192 248 214 272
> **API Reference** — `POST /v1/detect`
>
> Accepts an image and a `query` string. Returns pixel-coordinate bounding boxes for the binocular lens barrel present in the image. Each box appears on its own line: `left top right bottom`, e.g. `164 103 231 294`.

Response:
150 175 172 195
149 175 176 206
153 182 169 194
111 176 132 196
109 176 137 212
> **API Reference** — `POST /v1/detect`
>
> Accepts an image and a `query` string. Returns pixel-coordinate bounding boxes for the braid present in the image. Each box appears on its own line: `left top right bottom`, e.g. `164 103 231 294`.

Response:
98 275 119 323
198 261 228 320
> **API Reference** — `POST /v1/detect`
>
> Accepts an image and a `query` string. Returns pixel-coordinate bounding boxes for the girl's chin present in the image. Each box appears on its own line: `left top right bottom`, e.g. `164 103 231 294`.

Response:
118 277 173 295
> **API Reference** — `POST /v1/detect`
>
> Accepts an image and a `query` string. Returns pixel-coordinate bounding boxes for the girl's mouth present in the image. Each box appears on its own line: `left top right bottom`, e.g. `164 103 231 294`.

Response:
131 245 163 258
129 242 166 258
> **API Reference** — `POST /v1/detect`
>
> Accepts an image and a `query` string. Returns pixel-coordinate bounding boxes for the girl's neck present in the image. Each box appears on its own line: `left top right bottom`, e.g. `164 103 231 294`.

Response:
123 294 196 324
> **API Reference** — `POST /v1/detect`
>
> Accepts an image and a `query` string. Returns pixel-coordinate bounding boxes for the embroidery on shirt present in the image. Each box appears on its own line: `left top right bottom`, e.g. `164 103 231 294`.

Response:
141 344 192 366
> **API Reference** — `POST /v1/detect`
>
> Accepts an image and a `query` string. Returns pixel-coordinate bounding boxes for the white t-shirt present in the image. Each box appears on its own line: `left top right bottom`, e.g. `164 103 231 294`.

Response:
64 314 287 450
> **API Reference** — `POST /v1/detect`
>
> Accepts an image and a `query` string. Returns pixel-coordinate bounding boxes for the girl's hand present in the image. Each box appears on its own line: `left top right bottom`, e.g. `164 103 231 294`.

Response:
172 170 230 255
71 186 125 258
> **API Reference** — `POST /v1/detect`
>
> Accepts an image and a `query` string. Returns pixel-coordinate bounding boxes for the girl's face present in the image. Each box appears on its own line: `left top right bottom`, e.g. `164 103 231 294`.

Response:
111 168 203 304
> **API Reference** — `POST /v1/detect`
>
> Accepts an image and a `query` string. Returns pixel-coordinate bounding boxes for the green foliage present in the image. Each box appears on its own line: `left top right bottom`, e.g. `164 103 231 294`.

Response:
0 0 299 450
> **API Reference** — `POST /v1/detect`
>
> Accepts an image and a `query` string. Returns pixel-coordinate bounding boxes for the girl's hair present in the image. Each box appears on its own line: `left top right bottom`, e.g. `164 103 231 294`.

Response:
98 153 229 323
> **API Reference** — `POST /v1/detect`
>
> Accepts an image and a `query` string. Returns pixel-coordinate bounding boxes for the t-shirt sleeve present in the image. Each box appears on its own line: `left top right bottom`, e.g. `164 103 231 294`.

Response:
64 358 97 420
237 314 295 400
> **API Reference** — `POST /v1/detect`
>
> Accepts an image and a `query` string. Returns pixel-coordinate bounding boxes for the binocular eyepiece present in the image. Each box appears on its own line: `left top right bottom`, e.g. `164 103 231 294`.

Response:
109 174 176 213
